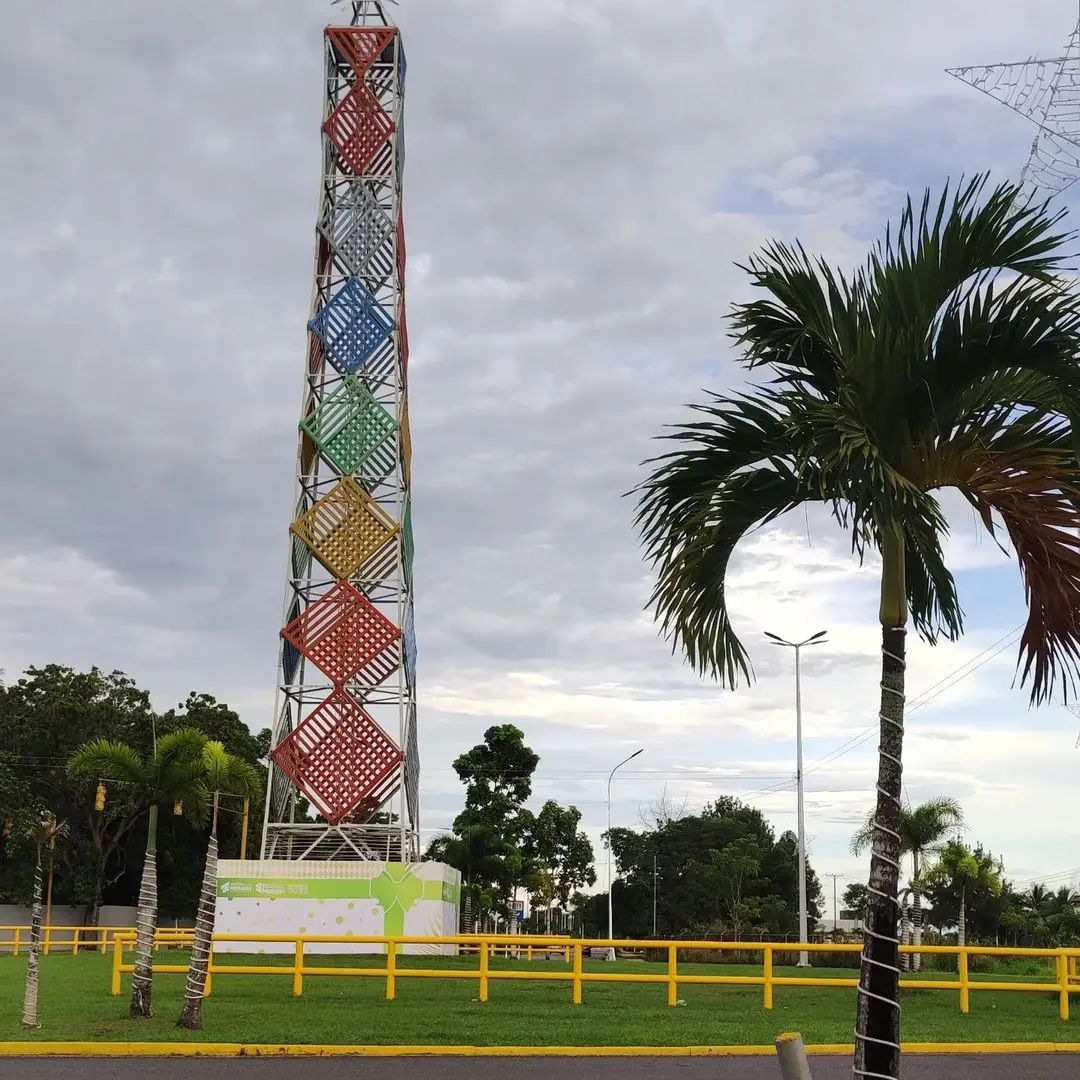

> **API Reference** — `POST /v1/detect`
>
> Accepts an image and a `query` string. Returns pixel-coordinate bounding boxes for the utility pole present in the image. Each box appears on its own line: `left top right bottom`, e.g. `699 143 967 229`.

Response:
826 873 842 933
765 630 827 967
652 852 658 936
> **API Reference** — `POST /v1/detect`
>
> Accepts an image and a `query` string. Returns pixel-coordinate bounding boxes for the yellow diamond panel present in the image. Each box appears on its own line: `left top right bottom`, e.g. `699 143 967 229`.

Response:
290 476 400 581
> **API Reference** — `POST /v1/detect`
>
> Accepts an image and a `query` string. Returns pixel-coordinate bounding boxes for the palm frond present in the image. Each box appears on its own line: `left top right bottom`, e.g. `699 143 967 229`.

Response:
635 394 819 684
67 739 148 788
154 728 207 778
202 742 261 799
938 412 1080 702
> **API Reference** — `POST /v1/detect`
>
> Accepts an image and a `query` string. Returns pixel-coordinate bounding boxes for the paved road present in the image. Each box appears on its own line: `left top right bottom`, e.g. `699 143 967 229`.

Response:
0 1056 1076 1080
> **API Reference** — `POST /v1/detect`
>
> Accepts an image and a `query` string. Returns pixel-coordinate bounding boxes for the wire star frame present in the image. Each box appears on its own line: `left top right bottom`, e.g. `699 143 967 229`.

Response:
947 7 1080 200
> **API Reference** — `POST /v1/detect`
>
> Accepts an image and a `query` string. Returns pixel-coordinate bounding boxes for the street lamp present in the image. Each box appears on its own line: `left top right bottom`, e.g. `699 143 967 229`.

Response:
765 629 827 967
607 747 644 948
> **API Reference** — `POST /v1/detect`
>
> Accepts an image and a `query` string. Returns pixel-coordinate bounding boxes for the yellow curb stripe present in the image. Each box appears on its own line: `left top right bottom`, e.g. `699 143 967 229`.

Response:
2 1042 1080 1058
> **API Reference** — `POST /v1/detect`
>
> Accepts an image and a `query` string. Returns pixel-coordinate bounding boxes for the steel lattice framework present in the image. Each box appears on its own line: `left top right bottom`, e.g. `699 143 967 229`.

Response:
261 0 418 862
948 10 1080 200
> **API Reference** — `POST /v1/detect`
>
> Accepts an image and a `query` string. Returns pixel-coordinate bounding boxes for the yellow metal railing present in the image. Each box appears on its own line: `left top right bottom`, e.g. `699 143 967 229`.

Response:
105 932 1080 1020
0 925 194 956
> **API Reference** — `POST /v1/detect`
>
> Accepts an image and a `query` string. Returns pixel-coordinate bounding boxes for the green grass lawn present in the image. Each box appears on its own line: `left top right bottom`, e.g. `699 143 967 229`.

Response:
0 949 1076 1047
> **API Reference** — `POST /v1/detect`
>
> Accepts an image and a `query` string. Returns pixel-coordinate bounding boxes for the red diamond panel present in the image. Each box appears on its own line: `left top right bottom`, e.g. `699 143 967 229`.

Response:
270 689 403 824
281 580 401 686
326 27 397 79
324 84 396 176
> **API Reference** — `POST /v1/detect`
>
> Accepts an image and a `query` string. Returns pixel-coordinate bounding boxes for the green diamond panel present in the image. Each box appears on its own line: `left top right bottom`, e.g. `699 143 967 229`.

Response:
300 376 399 482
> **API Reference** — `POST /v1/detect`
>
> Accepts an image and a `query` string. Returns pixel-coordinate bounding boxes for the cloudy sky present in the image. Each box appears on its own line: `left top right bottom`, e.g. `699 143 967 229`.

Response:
4 0 1080 917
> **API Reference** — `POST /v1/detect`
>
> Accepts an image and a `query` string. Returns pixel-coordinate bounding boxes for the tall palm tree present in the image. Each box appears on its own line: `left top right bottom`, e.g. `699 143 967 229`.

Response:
852 796 963 971
21 814 69 1029
177 742 261 1030
634 177 1080 1080
69 728 207 1018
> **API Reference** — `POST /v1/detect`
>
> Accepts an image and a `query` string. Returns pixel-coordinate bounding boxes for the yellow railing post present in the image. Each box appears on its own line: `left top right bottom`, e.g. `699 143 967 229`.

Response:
1071 955 1078 981
572 943 583 1006
959 948 970 1015
527 944 533 961
72 927 80 956
110 935 123 996
43 924 50 956
386 938 397 1001
479 939 490 1003
12 928 19 957
1059 952 1070 1021
667 944 678 1007
763 946 774 1010
204 941 214 998
293 938 305 997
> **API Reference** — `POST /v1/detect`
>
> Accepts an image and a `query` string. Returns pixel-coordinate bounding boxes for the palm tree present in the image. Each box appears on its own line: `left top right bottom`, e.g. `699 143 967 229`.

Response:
21 814 69 1029
177 742 261 1030
852 796 963 971
427 824 518 933
923 840 1003 947
633 177 1080 1080
69 728 207 1018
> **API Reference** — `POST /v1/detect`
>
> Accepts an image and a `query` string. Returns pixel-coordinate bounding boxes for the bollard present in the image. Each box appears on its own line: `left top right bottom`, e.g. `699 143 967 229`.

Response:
775 1032 813 1080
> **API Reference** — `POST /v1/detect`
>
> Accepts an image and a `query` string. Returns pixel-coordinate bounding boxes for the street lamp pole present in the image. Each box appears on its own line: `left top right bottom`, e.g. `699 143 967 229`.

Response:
607 748 644 947
765 629 827 968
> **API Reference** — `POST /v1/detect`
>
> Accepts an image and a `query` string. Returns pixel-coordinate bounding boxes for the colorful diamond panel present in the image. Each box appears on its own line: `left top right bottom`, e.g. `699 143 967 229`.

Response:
300 376 398 480
270 688 403 824
325 27 397 79
290 477 399 581
281 579 401 686
308 278 396 377
320 183 395 282
324 84 396 176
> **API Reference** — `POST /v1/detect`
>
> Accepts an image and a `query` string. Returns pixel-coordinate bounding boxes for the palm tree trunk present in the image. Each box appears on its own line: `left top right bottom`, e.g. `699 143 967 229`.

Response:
854 532 906 1080
21 844 45 1029
912 852 922 974
131 804 159 1019
178 793 219 1030
899 901 910 972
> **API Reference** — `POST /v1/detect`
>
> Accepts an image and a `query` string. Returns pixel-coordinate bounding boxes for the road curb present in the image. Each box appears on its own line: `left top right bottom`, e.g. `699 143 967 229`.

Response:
2 1042 1080 1057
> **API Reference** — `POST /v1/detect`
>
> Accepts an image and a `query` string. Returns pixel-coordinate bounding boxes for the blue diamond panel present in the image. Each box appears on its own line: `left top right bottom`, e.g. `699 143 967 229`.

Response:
308 278 396 376
404 601 416 689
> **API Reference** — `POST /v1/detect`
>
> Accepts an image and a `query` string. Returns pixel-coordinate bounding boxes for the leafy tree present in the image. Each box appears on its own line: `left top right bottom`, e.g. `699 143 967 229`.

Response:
523 801 596 931
852 796 963 970
177 743 261 1030
843 883 870 918
452 724 539 838
20 814 68 1029
68 729 208 1018
605 797 820 938
633 177 1080 1079
709 837 761 940
445 725 540 920
0 666 159 919
923 840 1004 947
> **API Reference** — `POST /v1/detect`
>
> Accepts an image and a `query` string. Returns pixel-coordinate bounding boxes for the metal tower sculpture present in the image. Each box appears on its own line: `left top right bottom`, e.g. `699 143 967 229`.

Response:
948 11 1080 200
261 0 418 862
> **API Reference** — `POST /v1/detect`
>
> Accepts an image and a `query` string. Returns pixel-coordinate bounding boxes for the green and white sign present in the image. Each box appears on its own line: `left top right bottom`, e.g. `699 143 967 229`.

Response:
214 860 461 955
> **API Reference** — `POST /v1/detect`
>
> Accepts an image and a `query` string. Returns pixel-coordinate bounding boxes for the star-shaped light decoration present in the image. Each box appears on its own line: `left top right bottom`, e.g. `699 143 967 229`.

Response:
947 12 1080 199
